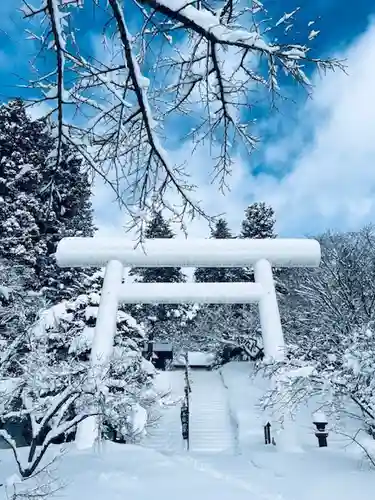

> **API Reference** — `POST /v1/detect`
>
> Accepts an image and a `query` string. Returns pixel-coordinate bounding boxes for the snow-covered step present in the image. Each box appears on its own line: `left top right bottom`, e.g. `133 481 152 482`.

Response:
142 370 185 453
189 370 235 453
144 405 184 452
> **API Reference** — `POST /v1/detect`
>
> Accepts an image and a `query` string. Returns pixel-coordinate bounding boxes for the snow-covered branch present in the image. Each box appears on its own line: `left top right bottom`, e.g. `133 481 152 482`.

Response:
22 0 343 230
259 227 375 442
0 370 98 478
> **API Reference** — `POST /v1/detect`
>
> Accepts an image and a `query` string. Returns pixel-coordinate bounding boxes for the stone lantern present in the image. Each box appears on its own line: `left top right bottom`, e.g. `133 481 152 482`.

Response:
313 411 329 447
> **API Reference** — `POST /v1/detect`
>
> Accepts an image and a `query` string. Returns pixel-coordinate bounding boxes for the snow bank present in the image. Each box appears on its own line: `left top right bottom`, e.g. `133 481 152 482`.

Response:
1 363 371 500
1 435 374 500
219 362 366 451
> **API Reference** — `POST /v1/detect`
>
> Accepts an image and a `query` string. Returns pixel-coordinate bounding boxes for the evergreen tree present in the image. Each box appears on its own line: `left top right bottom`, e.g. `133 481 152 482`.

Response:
194 218 242 283
129 211 186 343
129 211 185 284
0 98 95 303
240 202 276 239
239 202 276 282
240 202 289 299
212 218 232 239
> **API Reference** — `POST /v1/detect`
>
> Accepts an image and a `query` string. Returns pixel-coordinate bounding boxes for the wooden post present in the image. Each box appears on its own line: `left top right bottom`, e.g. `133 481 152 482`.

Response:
183 353 191 450
264 422 271 445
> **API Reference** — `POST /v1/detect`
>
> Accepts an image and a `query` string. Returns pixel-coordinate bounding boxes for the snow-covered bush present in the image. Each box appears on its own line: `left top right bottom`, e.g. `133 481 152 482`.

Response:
188 304 263 364
0 259 46 378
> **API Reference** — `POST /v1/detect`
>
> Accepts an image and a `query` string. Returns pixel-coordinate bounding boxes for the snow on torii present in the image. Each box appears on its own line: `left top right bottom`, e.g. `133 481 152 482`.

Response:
56 236 321 449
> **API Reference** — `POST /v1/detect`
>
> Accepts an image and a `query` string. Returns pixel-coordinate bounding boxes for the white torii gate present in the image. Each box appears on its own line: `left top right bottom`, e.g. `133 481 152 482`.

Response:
56 236 321 449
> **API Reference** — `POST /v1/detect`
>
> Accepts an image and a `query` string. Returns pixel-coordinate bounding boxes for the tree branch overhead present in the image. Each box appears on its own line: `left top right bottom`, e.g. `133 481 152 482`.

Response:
22 0 344 228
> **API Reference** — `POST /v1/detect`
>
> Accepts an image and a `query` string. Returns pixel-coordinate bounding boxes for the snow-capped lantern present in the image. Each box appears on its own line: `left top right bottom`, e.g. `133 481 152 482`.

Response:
313 411 328 448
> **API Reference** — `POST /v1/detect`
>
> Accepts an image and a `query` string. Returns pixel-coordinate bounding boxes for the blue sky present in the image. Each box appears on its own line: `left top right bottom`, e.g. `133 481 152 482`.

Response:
1 0 375 238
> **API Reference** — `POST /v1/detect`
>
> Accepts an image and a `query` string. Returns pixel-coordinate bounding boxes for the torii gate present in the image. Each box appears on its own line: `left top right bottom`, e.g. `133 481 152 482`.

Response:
56 237 321 448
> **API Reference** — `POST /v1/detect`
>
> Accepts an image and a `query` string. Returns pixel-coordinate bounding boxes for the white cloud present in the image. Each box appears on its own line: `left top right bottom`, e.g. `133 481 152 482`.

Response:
94 18 375 238
250 18 375 236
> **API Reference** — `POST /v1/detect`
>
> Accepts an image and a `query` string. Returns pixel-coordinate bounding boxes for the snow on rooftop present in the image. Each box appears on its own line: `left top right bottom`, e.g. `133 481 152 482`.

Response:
153 343 173 352
173 351 215 366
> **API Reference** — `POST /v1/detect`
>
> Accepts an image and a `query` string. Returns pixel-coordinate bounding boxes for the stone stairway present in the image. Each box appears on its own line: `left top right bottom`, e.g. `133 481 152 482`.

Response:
142 370 185 453
189 370 235 453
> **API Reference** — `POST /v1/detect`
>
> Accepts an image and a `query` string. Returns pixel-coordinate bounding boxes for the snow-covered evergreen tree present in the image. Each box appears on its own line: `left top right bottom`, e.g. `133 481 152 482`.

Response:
0 99 95 303
129 211 187 345
194 218 243 283
239 202 277 283
240 202 276 240
130 211 185 284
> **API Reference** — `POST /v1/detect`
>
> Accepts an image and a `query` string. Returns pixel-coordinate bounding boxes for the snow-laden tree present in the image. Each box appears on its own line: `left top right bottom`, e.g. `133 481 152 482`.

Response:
21 0 343 229
144 303 200 355
186 303 262 362
259 227 375 438
239 201 289 294
0 343 98 478
33 270 162 442
240 201 276 280
191 217 257 359
0 269 164 466
130 211 186 284
0 259 46 378
189 206 277 359
240 202 276 240
0 99 95 303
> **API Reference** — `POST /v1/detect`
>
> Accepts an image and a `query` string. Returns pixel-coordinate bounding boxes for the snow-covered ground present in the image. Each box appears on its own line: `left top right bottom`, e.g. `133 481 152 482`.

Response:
1 362 374 500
